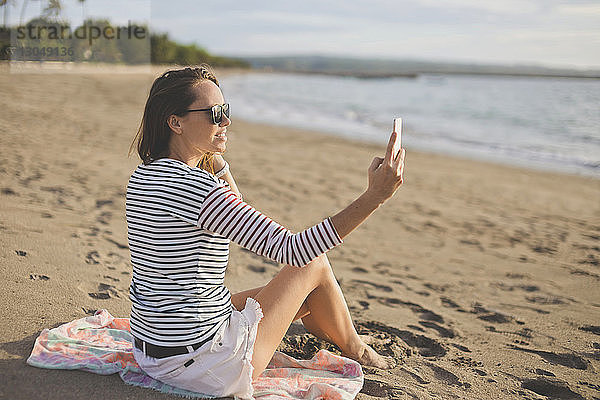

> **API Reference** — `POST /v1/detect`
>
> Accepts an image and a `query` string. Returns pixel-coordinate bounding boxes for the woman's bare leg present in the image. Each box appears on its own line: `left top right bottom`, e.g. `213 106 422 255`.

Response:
231 286 309 321
296 258 394 368
242 254 393 379
232 286 329 340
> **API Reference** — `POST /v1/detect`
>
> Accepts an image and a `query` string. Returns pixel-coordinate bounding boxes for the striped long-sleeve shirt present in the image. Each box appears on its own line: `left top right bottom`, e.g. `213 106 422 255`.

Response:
126 158 342 346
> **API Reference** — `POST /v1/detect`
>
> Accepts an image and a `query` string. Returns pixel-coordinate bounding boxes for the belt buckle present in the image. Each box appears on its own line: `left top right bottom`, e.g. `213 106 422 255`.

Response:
134 337 149 356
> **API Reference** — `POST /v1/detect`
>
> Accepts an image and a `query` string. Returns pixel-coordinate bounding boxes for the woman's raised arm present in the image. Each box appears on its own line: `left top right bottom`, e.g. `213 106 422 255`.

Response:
196 132 405 267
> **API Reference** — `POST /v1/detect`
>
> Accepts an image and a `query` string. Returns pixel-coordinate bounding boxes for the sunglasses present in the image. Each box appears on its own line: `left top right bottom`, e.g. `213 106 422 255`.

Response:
186 103 230 125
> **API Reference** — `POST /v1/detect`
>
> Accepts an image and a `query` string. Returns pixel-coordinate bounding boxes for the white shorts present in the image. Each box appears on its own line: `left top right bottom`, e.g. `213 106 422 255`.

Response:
133 297 263 399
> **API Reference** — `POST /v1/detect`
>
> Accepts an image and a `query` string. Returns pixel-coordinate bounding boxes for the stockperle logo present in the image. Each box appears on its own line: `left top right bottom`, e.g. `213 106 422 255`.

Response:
15 20 146 46
7 18 150 64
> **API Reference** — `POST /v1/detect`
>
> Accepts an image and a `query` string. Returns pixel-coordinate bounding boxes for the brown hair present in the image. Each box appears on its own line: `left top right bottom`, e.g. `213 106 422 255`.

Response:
129 65 219 172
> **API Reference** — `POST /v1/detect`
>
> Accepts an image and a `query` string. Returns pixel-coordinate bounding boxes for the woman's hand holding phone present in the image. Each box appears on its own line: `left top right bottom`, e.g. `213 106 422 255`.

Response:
329 118 406 239
365 118 405 205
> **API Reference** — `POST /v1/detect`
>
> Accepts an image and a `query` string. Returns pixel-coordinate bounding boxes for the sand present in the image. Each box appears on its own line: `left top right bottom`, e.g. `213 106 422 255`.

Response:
1 66 599 400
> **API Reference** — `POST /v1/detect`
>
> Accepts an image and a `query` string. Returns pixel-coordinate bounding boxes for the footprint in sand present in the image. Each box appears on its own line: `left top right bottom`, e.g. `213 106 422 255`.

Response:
96 211 112 225
499 303 550 315
508 345 590 370
525 295 566 305
491 282 540 292
95 199 114 208
85 226 100 237
371 261 392 271
578 381 600 392
85 250 100 264
85 283 121 300
578 325 600 336
505 272 530 279
88 292 111 300
471 303 515 324
423 282 449 293
459 238 484 251
450 355 483 368
350 279 393 293
29 274 50 281
486 326 533 339
418 320 456 338
362 293 447 326
104 237 128 250
406 324 425 332
357 320 446 358
535 368 555 377
1 187 17 195
356 300 369 311
570 268 600 280
450 343 471 353
425 362 471 388
521 378 584 400
440 296 467 312
20 171 43 187
360 379 399 398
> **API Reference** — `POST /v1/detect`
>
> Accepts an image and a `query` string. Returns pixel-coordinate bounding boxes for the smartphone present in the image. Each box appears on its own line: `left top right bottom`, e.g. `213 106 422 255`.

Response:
392 118 402 159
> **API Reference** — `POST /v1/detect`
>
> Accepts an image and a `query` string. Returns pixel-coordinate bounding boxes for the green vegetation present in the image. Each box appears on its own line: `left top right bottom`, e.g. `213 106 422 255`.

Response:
150 32 248 68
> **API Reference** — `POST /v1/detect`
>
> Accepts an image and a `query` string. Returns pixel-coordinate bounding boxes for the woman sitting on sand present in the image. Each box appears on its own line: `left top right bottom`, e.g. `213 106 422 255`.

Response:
126 65 405 398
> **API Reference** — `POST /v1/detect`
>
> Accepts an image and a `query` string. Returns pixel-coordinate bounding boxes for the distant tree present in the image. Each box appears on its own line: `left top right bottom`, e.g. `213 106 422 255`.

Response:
78 0 85 20
1 0 14 28
118 22 150 64
42 0 61 18
71 18 122 62
20 0 54 24
174 42 210 65
150 32 176 64
19 0 29 24
0 0 9 61
149 31 249 68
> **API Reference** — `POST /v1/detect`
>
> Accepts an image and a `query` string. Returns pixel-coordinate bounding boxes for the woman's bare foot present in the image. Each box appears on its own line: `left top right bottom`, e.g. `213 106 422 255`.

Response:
343 336 396 369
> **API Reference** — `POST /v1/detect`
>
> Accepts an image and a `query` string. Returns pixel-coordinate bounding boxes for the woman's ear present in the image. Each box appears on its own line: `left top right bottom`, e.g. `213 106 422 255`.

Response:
167 115 183 135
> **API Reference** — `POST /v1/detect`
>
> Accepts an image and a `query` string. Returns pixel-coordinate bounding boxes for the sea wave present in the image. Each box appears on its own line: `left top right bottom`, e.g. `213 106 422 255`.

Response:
221 73 600 178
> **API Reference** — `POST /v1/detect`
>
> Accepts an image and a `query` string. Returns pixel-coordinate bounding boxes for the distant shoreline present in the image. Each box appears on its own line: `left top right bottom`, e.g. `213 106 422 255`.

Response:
255 67 600 80
241 55 600 80
3 61 599 80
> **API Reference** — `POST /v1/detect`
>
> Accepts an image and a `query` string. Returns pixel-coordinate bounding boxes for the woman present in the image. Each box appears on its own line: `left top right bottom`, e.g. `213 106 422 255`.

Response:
126 65 405 398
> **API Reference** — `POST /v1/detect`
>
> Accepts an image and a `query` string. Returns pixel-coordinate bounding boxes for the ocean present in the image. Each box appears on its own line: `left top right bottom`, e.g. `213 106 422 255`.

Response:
221 72 600 178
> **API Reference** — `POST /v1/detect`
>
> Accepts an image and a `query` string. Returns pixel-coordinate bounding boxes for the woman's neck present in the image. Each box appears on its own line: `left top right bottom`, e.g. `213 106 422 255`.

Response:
167 143 204 168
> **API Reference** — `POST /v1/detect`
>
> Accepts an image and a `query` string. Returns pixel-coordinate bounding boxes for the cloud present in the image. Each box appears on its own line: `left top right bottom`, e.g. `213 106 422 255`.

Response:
414 0 540 14
149 0 600 67
555 3 600 15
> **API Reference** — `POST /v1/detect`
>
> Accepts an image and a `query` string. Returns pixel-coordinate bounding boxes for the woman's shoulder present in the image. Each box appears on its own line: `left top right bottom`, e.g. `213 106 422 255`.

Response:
143 158 221 188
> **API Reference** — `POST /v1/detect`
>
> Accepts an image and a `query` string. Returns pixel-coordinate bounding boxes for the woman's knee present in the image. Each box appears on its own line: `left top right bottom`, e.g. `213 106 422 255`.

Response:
281 253 332 289
304 254 332 279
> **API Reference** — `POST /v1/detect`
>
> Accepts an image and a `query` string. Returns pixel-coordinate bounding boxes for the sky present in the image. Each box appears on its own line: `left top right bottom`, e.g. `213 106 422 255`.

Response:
9 0 600 69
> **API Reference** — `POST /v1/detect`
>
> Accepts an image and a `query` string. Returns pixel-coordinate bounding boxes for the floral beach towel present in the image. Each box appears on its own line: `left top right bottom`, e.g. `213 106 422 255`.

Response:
27 310 363 399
